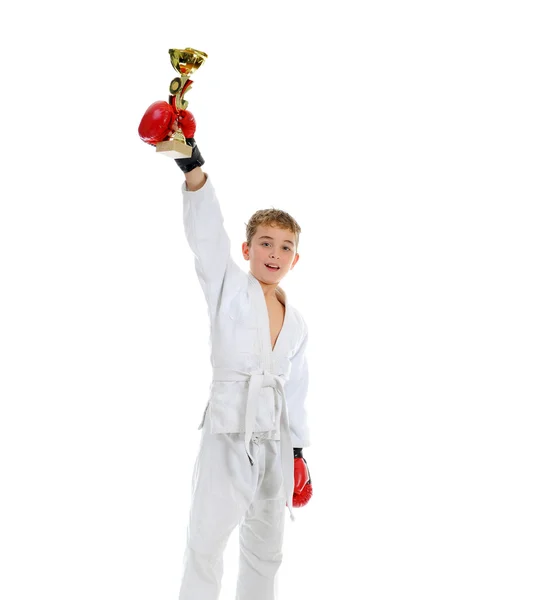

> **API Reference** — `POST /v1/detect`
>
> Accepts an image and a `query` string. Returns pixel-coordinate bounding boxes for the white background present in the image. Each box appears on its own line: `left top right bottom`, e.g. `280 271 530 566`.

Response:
1 1 538 599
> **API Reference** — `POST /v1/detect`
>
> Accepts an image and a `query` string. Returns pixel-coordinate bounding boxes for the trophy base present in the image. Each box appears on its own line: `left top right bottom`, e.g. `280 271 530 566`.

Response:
155 139 193 158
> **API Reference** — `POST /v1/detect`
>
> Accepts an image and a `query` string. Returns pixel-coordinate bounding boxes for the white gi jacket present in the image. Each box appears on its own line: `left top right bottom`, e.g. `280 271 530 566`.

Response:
182 176 310 515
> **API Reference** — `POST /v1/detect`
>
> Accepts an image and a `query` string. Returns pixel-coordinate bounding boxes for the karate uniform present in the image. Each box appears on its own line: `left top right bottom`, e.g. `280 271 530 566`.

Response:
177 176 310 600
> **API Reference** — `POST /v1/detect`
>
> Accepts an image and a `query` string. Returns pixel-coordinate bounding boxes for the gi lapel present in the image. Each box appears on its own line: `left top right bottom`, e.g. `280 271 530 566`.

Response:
247 272 290 369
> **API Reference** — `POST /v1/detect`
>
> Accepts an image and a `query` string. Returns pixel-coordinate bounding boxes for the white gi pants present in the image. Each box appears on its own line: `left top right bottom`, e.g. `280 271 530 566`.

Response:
178 421 286 600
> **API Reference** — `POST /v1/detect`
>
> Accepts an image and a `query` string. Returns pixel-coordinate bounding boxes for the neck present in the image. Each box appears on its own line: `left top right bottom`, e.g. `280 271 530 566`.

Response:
260 282 280 299
251 273 280 298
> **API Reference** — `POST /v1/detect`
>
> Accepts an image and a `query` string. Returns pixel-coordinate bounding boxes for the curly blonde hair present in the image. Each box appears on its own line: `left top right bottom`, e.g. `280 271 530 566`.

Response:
245 208 302 252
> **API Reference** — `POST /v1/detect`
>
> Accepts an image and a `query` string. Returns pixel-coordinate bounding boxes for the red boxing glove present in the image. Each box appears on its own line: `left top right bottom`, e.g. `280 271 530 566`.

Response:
177 109 197 139
293 450 313 508
138 101 176 145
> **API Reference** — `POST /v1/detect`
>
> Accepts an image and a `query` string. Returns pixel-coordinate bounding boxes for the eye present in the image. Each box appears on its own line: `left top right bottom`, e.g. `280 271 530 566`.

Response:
261 242 270 247
284 246 291 251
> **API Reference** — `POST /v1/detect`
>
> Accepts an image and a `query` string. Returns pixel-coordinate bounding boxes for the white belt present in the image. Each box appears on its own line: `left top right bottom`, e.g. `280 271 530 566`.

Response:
209 367 295 521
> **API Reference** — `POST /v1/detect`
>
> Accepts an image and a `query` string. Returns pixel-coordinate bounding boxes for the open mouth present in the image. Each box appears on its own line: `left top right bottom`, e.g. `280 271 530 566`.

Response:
265 264 280 271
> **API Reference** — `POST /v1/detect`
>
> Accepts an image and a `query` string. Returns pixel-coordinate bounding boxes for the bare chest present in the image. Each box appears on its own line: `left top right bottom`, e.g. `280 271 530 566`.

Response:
266 299 285 351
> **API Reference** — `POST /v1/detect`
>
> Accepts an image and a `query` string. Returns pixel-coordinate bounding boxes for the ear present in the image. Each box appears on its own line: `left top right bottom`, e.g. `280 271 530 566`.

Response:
241 241 250 260
290 253 300 269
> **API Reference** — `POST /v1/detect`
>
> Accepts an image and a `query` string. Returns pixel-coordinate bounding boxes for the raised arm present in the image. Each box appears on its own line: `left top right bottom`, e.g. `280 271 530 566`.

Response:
138 104 242 319
173 113 243 321
180 172 237 319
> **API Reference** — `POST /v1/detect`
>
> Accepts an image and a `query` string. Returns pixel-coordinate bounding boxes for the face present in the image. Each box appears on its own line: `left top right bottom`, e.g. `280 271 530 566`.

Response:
241 224 300 283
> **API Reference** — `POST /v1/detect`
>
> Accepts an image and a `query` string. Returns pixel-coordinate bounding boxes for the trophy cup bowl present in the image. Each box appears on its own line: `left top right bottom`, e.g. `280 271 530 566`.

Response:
169 48 208 75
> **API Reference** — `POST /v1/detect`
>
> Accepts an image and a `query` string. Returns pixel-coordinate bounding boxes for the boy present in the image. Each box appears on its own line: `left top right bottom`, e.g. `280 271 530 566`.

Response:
140 105 312 600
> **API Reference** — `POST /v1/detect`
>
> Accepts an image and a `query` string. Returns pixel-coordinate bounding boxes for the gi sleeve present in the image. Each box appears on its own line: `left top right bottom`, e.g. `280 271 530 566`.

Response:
286 325 310 448
182 176 243 319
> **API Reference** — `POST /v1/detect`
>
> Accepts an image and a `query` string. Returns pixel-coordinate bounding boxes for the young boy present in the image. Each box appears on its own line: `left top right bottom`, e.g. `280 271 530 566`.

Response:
140 105 312 600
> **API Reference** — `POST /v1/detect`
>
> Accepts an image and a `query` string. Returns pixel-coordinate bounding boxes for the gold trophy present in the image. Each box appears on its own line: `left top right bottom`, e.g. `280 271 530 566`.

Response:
154 48 208 158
